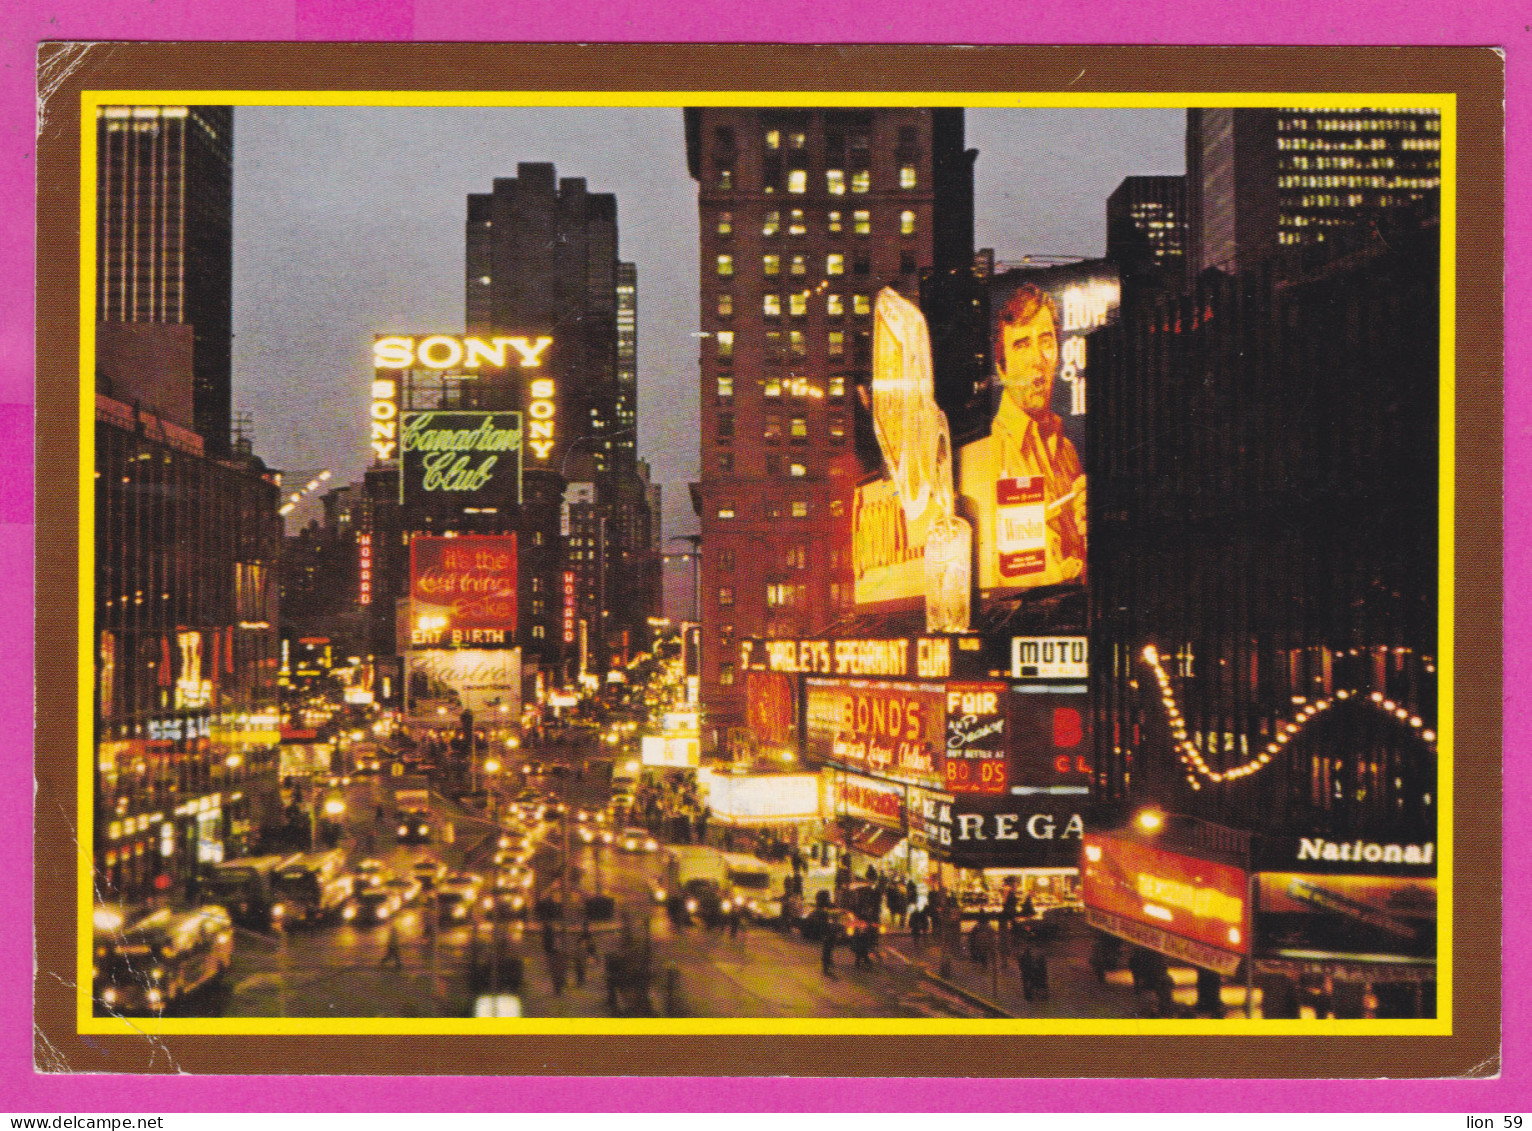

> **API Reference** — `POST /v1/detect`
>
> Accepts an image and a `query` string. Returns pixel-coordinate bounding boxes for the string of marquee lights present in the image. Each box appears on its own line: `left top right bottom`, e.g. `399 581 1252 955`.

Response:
1140 645 1438 791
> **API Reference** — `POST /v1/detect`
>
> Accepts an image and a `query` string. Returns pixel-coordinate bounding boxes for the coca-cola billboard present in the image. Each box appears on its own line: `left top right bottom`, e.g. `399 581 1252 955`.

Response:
409 534 517 648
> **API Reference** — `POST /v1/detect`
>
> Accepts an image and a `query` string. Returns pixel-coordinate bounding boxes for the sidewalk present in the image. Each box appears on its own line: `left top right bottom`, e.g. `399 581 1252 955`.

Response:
879 911 1247 1019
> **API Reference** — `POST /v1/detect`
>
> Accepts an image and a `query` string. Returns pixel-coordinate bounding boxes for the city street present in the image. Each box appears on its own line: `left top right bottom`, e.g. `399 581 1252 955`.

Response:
153 735 985 1019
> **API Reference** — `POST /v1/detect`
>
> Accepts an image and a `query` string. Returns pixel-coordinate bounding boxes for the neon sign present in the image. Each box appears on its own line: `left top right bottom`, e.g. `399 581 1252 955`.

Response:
373 335 552 370
358 533 372 606
527 379 557 461
370 378 399 462
400 411 522 507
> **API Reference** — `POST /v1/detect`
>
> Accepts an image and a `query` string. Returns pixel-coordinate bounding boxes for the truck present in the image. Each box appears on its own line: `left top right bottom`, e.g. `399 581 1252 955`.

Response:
393 781 433 844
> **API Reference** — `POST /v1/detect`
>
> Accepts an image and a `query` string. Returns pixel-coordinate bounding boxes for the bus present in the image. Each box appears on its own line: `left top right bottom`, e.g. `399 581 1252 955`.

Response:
199 853 298 928
94 905 234 1014
271 849 354 925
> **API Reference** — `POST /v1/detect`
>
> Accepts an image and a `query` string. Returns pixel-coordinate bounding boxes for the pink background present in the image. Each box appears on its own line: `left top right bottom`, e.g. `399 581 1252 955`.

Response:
2 0 1521 1110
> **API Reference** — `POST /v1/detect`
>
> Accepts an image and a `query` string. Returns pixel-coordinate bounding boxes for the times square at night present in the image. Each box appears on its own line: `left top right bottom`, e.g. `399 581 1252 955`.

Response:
77 95 1445 1028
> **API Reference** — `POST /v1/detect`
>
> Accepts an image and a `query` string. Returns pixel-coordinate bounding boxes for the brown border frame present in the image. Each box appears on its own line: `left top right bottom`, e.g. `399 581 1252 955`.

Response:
34 42 1503 1077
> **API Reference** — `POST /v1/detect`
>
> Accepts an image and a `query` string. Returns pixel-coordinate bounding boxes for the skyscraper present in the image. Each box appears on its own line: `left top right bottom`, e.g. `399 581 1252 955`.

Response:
684 108 974 742
465 164 657 672
1185 108 1441 277
95 105 234 455
1106 175 1187 283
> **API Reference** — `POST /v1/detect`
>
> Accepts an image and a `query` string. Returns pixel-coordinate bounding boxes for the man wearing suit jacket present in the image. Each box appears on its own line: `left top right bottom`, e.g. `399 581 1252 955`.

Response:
958 282 1086 590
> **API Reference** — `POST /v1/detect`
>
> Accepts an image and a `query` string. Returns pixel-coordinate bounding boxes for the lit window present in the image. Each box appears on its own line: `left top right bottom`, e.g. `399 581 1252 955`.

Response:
717 504 736 519
900 165 917 189
718 586 734 606
851 170 870 193
827 330 845 356
829 415 847 442
478 275 491 285
716 255 734 277
791 500 809 518
763 254 781 276
716 330 734 359
717 376 734 398
789 332 806 358
789 132 806 149
763 377 782 397
765 331 784 360
789 209 806 236
762 211 780 237
717 211 733 236
763 294 782 317
790 254 807 276
854 210 871 235
900 210 916 235
716 169 733 192
826 169 846 195
790 291 809 317
827 254 845 276
788 169 807 194
719 550 735 571
719 663 735 687
826 293 844 317
827 210 843 233
765 129 781 150
764 414 782 441
790 415 808 437
853 294 871 316
717 293 733 317
790 463 806 477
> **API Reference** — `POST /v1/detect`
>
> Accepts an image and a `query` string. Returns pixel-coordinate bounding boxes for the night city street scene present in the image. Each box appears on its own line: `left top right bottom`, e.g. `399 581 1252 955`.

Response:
84 98 1443 1025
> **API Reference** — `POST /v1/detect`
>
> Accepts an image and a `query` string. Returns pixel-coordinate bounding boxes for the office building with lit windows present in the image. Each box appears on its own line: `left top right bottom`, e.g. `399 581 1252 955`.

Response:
1106 174 1187 284
1185 108 1441 277
457 164 658 673
95 105 234 456
684 108 975 742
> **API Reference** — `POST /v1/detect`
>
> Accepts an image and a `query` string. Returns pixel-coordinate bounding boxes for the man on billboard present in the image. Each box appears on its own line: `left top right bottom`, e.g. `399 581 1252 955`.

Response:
959 282 1087 590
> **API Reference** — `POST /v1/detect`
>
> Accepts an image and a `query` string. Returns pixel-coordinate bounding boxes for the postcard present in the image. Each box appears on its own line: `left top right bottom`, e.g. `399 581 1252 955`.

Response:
31 42 1503 1077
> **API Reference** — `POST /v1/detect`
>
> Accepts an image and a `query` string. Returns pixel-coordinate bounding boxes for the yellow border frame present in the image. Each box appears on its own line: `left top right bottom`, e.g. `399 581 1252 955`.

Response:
76 88 1456 1038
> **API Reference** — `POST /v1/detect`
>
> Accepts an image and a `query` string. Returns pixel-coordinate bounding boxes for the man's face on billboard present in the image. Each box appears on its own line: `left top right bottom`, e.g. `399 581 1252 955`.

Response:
999 304 1059 419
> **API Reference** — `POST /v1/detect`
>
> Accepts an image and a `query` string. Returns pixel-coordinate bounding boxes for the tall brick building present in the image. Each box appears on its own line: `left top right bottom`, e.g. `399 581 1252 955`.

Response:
684 108 974 743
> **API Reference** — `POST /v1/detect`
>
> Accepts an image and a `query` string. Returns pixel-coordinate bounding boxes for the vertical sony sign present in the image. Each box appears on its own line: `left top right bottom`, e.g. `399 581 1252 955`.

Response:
370 376 400 462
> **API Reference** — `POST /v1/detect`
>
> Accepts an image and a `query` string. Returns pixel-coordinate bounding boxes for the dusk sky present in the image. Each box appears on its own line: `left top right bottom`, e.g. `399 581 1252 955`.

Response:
230 105 1185 545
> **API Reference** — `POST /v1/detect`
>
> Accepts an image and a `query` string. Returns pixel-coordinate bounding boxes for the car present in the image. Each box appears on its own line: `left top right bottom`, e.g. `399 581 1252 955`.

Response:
352 859 388 888
494 863 534 891
797 906 873 943
496 836 533 865
396 812 433 843
488 889 530 920
411 858 448 890
352 884 402 924
382 875 422 905
435 876 484 923
671 878 729 927
619 826 659 853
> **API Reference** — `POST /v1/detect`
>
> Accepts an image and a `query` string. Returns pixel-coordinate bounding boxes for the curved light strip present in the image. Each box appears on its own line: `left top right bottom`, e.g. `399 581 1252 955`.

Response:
1141 645 1437 788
